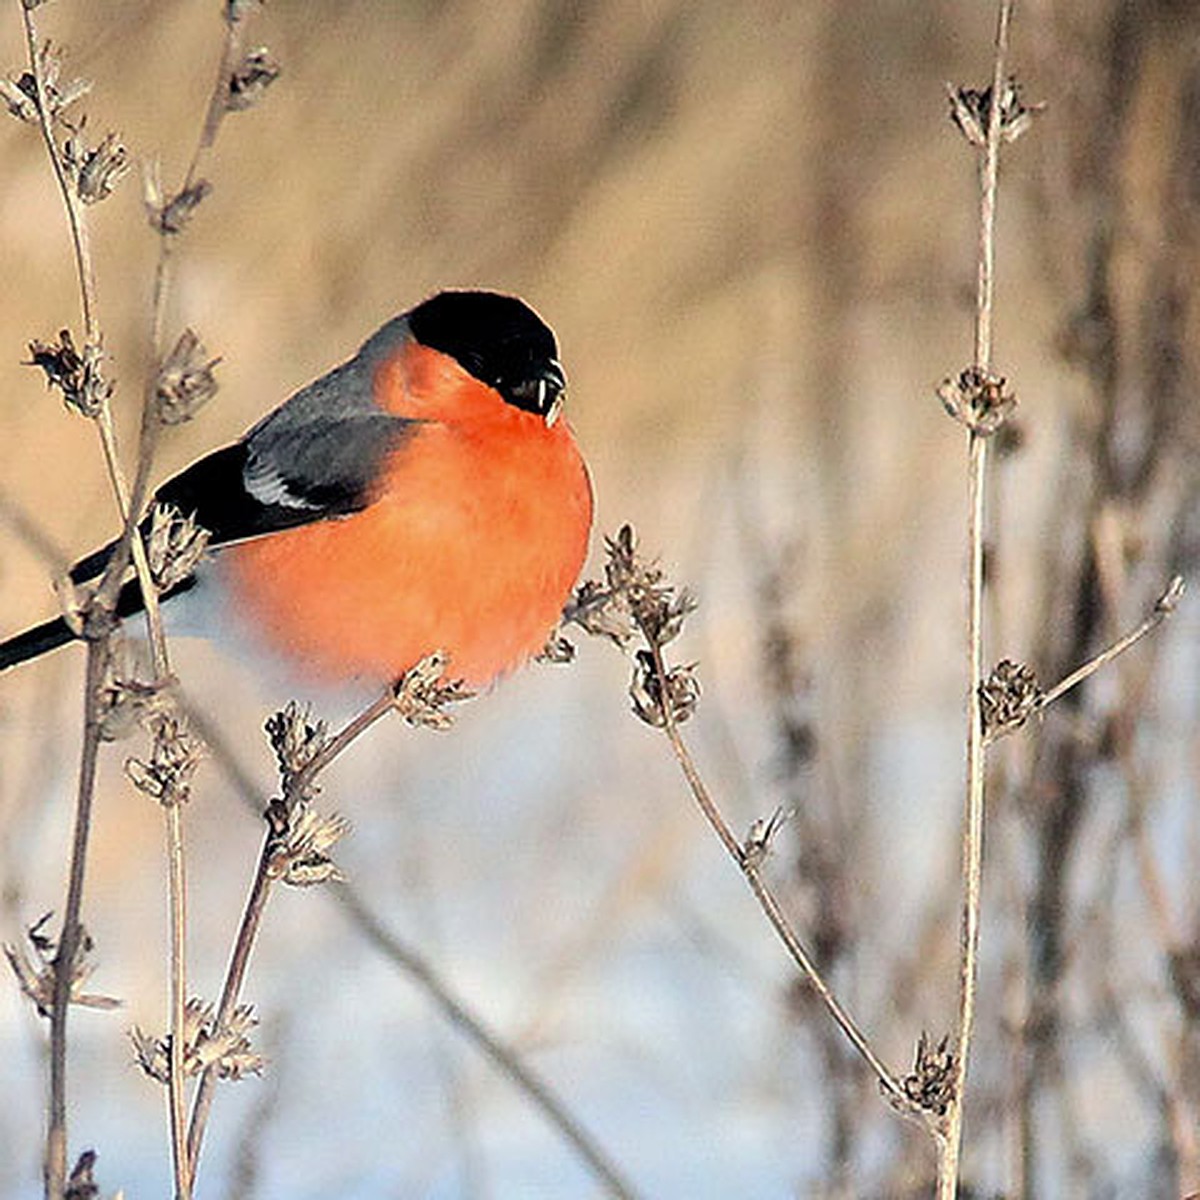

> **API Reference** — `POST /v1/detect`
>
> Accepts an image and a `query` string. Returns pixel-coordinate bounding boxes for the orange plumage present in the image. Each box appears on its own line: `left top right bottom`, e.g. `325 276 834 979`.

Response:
0 291 594 691
221 339 592 688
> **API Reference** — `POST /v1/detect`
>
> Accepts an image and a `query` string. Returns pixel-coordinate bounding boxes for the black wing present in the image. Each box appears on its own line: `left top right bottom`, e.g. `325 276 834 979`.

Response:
70 338 417 585
3 318 418 670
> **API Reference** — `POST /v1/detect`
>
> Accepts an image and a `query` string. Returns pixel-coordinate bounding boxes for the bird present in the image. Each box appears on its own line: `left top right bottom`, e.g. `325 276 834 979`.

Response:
0 290 593 692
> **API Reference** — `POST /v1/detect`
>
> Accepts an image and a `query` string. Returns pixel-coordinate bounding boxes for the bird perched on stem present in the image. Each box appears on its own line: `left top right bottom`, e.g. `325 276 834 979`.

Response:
1 290 593 691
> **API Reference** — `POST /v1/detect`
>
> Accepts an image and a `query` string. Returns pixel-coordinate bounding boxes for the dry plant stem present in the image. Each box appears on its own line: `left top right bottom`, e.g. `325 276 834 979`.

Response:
134 21 258 1180
940 2 1013 1196
187 687 391 1183
20 5 95 336
129 2 246 524
185 831 273 1185
643 643 909 1111
177 696 641 1200
984 578 1184 748
43 638 106 1200
94 10 254 1187
291 689 397 796
163 801 191 1197
1038 598 1175 715
191 5 247 177
335 882 642 1200
20 7 192 1194
148 21 256 1181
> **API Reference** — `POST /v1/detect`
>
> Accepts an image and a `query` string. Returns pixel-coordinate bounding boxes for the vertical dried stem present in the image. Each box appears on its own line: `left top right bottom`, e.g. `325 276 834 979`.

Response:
185 832 272 1184
43 638 106 1200
16 8 135 1195
186 686 392 1184
104 10 254 1191
938 2 1013 1197
18 4 196 1191
179 691 642 1199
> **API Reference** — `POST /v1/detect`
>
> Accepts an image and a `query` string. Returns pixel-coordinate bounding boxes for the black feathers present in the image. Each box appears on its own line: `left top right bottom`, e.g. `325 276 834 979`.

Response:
408 291 565 420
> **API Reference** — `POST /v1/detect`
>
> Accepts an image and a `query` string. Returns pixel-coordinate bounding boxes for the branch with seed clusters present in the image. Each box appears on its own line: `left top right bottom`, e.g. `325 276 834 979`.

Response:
177 686 643 1200
562 527 924 1124
7 14 154 1196
935 3 1028 1193
5 4 278 1195
183 654 470 1188
979 576 1185 744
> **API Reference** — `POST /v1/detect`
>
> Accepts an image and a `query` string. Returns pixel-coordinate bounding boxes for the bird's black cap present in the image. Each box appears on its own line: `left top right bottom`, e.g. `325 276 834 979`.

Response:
408 290 565 420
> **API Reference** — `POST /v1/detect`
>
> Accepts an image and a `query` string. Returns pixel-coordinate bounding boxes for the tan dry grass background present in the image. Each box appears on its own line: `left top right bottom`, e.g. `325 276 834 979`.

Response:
0 2 1196 1197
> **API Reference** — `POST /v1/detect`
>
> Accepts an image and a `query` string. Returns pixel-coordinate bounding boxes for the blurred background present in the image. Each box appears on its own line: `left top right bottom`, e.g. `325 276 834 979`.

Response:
1 1 1197 1197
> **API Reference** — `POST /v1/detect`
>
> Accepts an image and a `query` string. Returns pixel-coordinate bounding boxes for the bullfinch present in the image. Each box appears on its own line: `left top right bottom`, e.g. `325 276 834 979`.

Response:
0 290 593 690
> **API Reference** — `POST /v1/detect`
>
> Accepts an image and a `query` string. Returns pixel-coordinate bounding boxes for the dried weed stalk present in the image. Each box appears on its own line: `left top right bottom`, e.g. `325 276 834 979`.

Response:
6 2 277 1195
565 527 921 1123
184 653 469 1187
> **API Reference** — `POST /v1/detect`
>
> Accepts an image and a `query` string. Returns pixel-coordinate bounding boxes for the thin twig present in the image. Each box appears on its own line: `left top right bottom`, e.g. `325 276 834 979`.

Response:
336 882 643 1200
1038 576 1183 714
185 831 272 1184
44 637 106 1200
16 10 134 1195
137 16 261 1186
187 682 400 1182
641 637 912 1114
20 7 96 341
983 576 1186 747
940 2 1014 1197
121 10 261 1189
18 6 196 1192
289 689 397 797
178 694 642 1199
127 1 246 530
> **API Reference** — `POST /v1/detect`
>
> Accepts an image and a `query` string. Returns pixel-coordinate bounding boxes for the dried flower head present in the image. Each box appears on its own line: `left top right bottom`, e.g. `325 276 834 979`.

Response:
979 657 1043 739
4 912 120 1018
607 525 696 646
144 162 214 236
564 525 698 653
96 636 168 742
133 998 262 1083
0 40 89 124
266 701 329 798
392 651 472 730
124 711 204 806
227 47 280 112
26 328 113 417
742 806 793 869
567 526 703 729
901 1031 956 1117
948 75 1040 147
267 802 351 887
60 121 129 204
146 502 210 593
937 365 1017 436
564 577 638 647
156 328 220 424
629 649 700 727
536 628 577 664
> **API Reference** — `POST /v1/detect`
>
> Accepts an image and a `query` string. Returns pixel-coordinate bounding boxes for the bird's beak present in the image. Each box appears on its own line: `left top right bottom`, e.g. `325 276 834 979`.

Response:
542 360 566 427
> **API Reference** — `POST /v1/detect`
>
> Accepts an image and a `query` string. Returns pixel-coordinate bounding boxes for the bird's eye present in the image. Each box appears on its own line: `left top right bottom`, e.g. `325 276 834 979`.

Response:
509 360 566 420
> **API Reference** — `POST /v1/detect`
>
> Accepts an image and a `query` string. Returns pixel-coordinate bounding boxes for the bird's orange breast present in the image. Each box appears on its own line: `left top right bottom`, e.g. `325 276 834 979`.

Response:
219 393 592 690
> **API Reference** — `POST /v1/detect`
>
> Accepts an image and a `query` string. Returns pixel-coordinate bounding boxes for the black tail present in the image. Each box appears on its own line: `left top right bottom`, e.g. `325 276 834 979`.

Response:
0 616 79 671
0 537 118 673
1 568 198 672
